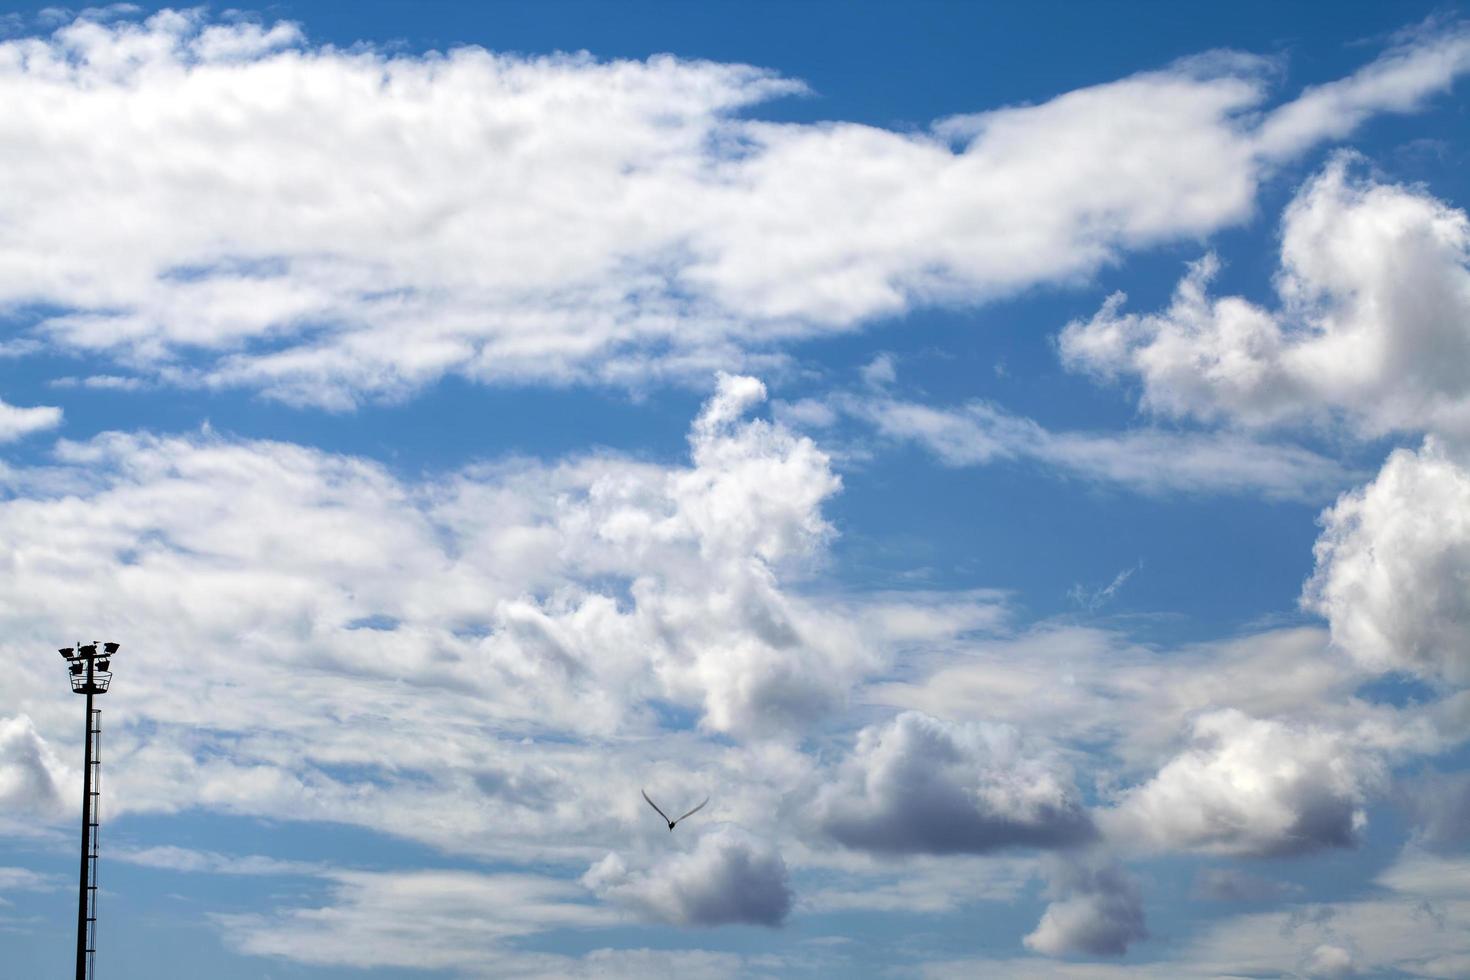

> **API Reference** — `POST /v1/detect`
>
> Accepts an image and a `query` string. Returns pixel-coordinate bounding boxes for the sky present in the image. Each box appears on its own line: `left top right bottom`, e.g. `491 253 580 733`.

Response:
1 2 1470 977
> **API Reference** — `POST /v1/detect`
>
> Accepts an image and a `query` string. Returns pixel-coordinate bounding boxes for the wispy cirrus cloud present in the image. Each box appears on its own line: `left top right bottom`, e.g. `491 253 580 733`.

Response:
791 389 1358 501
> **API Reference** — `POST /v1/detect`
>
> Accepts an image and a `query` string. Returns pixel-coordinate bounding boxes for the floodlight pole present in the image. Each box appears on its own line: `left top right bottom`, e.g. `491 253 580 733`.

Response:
75 661 94 980
58 642 117 980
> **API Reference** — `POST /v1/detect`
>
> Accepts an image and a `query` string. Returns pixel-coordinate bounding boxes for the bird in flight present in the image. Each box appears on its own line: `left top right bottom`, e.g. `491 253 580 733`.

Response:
642 788 709 831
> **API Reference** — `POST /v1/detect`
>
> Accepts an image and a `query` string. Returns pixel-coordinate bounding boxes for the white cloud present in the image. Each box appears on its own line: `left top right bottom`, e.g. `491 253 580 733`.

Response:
1254 22 1470 160
0 866 61 893
0 13 1464 404
0 714 68 819
823 393 1355 500
1305 439 1470 684
112 843 321 877
1376 846 1470 899
0 396 61 442
1102 709 1377 857
1303 944 1358 979
1023 858 1147 957
221 868 763 980
217 869 614 973
44 767 804 971
859 353 897 388
583 828 793 927
1060 157 1470 441
541 950 756 980
813 711 1094 855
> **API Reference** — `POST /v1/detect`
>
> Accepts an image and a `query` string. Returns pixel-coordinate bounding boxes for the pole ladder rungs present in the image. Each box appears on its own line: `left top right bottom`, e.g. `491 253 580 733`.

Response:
82 708 101 980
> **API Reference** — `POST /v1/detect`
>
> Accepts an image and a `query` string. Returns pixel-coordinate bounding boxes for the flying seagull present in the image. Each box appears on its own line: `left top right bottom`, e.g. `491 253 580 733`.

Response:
642 788 709 831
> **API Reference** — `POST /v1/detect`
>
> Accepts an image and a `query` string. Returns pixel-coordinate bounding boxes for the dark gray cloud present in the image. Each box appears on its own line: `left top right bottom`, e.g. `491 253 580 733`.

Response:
0 715 63 816
814 712 1095 855
583 829 792 928
1024 859 1148 957
1191 867 1301 902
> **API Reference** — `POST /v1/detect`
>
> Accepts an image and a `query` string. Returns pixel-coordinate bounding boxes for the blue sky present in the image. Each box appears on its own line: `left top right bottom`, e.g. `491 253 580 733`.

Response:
2 3 1470 978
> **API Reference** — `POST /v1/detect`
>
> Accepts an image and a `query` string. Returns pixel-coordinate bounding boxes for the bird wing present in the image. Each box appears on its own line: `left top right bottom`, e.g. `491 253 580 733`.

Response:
674 797 710 824
642 789 670 822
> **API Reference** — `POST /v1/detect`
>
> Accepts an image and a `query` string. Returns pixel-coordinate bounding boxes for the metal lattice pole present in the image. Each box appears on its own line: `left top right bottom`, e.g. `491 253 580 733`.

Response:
84 708 101 979
58 642 119 980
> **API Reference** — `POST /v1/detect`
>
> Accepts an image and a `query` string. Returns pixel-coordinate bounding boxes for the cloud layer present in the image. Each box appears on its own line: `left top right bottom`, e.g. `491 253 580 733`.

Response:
0 376 879 855
2 11 1470 974
1 12 1466 405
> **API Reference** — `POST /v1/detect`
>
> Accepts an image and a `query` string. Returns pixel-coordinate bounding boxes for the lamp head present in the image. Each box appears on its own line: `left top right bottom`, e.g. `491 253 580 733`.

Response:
78 643 97 657
58 647 74 659
103 642 120 654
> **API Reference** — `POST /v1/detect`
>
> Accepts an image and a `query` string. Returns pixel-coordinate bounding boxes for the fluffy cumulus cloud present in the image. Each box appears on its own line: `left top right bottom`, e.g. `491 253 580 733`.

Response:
0 377 883 857
1305 439 1470 684
583 829 793 927
1103 709 1377 857
1060 157 1470 440
813 711 1094 855
0 13 1465 405
1023 859 1147 957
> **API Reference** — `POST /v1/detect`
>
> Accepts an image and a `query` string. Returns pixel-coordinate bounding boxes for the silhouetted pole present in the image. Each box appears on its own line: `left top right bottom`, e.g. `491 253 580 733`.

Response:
75 664 92 980
58 642 118 980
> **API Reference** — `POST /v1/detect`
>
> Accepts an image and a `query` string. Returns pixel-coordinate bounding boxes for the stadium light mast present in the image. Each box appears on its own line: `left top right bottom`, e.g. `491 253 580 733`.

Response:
57 641 119 980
